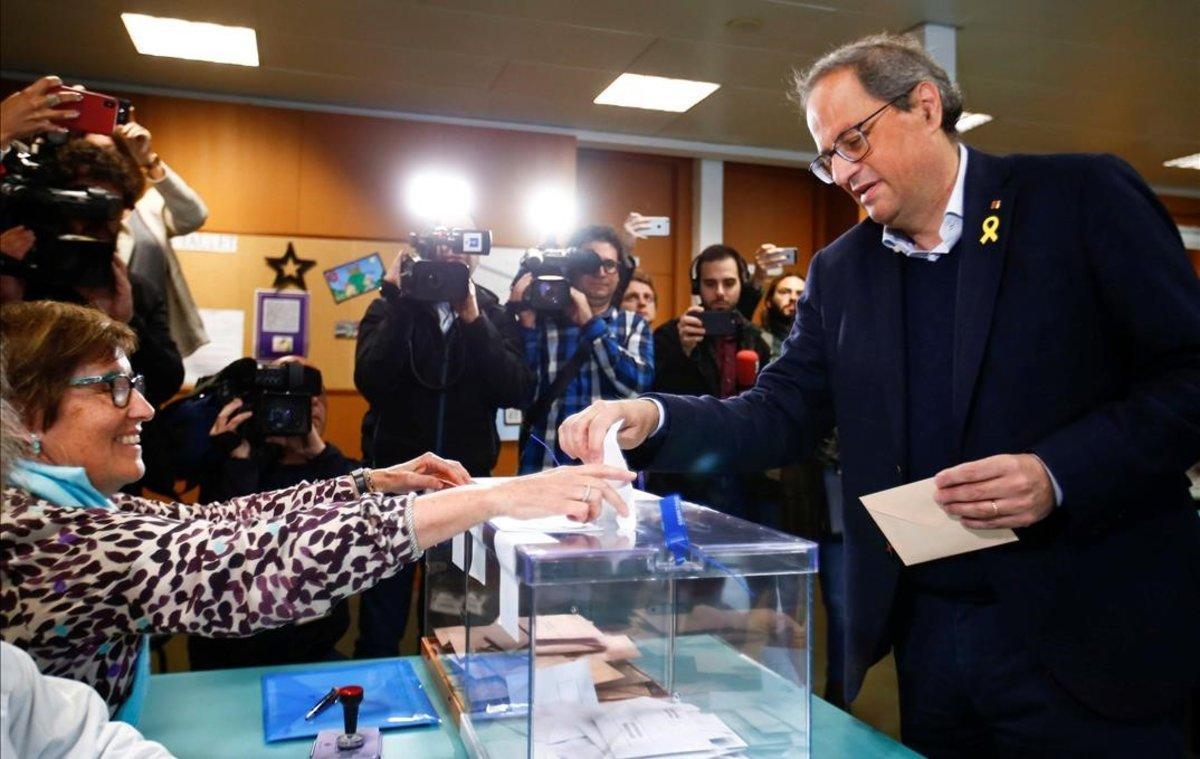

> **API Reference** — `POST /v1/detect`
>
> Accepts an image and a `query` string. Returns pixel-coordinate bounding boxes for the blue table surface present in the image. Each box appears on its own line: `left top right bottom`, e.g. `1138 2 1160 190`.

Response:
139 656 917 758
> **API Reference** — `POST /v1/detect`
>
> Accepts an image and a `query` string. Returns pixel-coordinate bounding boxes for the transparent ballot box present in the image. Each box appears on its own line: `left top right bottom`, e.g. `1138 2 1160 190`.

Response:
422 490 817 758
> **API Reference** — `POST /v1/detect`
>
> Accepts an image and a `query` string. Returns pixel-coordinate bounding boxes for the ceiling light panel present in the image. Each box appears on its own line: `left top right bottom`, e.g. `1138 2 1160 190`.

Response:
121 13 260 67
594 73 720 113
956 112 993 133
1163 153 1200 170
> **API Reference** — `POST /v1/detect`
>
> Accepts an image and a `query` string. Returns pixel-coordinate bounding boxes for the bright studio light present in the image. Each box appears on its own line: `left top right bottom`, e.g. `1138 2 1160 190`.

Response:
526 185 576 244
405 171 474 223
121 13 260 67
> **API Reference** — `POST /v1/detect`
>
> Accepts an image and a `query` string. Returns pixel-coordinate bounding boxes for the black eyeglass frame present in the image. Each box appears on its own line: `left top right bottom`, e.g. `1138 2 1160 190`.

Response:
808 85 918 185
68 371 147 408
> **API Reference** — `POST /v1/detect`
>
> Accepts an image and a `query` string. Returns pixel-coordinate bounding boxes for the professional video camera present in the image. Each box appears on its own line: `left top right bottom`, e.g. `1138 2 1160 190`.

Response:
402 227 493 302
518 246 608 311
0 138 124 288
205 358 323 438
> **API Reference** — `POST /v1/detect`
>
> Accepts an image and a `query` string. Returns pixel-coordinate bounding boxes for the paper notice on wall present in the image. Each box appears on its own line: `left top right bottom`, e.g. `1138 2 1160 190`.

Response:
171 231 238 253
183 308 245 386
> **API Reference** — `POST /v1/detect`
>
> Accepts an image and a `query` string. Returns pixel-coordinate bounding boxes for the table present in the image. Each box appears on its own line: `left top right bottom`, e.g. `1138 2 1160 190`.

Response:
139 657 917 758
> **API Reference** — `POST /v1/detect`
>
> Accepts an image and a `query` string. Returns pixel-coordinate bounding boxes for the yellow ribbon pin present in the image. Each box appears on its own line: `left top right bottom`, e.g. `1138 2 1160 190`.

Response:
980 215 1000 244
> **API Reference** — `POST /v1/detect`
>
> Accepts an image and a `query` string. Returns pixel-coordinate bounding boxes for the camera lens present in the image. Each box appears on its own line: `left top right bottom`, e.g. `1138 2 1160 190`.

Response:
264 403 296 432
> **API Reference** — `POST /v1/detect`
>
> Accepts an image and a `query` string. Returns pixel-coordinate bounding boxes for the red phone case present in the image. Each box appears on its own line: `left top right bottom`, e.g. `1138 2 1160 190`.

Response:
52 87 120 135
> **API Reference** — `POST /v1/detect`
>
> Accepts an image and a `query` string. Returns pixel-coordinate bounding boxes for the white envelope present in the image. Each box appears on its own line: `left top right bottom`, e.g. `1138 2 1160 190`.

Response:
859 477 1018 566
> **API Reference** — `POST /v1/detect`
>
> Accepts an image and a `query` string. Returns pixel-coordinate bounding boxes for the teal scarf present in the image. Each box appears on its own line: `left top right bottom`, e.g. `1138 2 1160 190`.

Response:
7 459 150 725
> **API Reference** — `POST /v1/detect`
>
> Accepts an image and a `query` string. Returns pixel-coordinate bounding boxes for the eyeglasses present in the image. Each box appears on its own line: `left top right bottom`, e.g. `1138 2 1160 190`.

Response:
597 259 619 274
68 371 146 408
808 85 916 185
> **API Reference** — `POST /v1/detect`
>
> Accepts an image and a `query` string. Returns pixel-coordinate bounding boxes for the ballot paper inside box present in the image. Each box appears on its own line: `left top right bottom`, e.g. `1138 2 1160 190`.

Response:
422 488 818 758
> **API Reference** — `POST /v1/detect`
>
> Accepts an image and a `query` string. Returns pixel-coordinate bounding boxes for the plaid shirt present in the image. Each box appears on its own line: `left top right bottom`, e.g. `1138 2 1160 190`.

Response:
518 307 654 472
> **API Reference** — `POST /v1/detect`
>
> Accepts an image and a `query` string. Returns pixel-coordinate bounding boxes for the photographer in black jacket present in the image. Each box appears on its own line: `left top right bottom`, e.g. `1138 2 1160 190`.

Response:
353 238 531 657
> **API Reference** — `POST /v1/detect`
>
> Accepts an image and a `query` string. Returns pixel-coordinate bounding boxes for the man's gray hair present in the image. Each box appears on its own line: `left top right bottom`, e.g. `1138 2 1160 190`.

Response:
792 32 963 136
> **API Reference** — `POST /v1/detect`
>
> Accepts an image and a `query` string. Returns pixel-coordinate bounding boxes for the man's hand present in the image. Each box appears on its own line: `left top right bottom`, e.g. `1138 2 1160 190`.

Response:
77 257 134 323
452 279 480 324
372 452 472 494
0 226 34 303
384 249 411 289
115 122 165 180
753 243 791 285
934 454 1056 529
623 212 653 240
509 273 536 328
210 398 252 459
568 286 593 327
0 76 82 147
558 398 661 464
677 305 706 357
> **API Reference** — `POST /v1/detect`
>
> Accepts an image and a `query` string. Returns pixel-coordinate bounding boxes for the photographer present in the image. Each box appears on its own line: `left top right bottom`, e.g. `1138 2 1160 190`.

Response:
650 244 773 523
510 225 653 473
354 233 530 657
1 137 183 408
188 356 356 669
87 120 210 357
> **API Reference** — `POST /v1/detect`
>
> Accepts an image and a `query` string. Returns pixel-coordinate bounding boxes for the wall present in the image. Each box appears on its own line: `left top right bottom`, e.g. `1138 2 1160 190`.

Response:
1159 194 1200 276
723 161 860 276
575 148 694 330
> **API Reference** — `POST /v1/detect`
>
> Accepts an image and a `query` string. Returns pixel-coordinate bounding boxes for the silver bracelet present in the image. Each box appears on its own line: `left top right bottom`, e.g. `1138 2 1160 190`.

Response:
403 494 423 561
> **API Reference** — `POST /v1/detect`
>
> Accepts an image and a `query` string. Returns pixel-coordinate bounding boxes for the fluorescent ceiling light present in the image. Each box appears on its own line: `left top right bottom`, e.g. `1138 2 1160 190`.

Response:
594 73 720 113
1163 153 1200 170
956 112 993 133
121 13 259 67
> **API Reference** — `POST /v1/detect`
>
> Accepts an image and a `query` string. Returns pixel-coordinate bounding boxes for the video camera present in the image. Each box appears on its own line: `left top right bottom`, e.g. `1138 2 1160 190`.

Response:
206 358 323 438
0 138 124 288
402 227 493 302
518 247 608 311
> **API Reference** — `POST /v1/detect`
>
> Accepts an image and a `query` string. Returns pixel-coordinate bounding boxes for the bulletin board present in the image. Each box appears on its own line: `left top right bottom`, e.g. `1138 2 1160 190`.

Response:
175 232 405 391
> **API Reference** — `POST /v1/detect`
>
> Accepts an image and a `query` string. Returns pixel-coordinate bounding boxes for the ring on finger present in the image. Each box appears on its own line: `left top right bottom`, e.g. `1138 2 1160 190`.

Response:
582 484 592 502
46 93 60 107
990 499 999 517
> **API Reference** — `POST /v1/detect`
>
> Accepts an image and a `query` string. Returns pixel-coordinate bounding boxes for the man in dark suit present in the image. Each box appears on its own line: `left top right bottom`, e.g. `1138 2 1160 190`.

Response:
559 33 1200 756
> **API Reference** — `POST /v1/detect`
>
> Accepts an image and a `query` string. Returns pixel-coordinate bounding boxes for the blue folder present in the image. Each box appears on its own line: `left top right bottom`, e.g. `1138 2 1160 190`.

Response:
260 660 440 742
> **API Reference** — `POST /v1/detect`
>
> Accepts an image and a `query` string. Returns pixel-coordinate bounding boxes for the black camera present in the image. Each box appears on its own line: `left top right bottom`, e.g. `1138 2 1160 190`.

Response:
210 358 323 438
408 227 492 257
518 247 606 311
401 227 493 302
0 140 124 288
400 258 471 303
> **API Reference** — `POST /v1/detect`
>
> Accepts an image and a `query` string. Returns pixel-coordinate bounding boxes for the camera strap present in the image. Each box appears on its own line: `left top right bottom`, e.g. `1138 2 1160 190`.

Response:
520 338 592 444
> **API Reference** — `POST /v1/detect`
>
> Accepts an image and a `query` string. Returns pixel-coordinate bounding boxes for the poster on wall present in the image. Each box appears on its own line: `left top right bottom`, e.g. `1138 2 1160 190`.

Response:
183 308 246 386
254 289 310 360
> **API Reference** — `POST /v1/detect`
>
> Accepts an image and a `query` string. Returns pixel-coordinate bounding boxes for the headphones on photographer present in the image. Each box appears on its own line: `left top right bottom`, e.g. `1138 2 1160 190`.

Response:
690 245 751 296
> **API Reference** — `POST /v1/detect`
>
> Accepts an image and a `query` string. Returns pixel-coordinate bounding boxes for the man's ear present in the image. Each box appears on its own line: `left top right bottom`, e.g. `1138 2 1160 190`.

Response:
913 81 943 132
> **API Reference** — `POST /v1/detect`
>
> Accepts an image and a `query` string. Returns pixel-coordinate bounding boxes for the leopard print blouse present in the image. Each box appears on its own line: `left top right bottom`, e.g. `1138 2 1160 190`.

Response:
0 476 418 714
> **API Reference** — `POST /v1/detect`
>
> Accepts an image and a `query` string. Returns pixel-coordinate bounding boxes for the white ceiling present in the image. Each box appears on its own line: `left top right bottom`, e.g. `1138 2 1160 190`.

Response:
2 0 1197 190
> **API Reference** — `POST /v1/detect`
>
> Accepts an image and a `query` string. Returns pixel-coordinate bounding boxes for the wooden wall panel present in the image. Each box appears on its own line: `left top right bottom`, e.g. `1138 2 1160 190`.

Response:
723 161 858 276
575 149 693 328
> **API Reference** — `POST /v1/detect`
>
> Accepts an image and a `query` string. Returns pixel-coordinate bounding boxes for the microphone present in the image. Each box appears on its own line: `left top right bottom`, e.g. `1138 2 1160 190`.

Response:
736 349 759 389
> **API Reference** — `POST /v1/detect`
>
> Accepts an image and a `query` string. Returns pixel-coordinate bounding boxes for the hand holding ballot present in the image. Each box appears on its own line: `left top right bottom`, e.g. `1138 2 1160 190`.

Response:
933 453 1057 529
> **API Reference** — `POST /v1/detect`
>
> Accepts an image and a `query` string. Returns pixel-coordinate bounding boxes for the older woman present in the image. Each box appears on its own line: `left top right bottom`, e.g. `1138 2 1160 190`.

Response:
0 301 630 721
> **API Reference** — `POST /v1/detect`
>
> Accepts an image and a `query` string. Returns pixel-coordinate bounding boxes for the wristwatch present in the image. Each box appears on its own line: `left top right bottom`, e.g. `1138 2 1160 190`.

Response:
350 467 372 496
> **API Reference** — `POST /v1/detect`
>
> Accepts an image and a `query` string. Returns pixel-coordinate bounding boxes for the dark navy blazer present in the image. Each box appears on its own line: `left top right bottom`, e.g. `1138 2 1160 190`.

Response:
637 148 1200 720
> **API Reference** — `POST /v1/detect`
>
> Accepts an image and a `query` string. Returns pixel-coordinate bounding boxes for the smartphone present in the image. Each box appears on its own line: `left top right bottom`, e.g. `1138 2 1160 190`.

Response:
52 87 132 135
698 310 737 336
642 216 671 237
323 252 386 303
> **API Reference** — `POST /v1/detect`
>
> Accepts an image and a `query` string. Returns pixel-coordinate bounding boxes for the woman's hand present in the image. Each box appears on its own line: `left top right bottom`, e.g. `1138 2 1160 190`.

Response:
0 76 82 147
371 452 471 494
480 464 634 522
210 398 252 459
